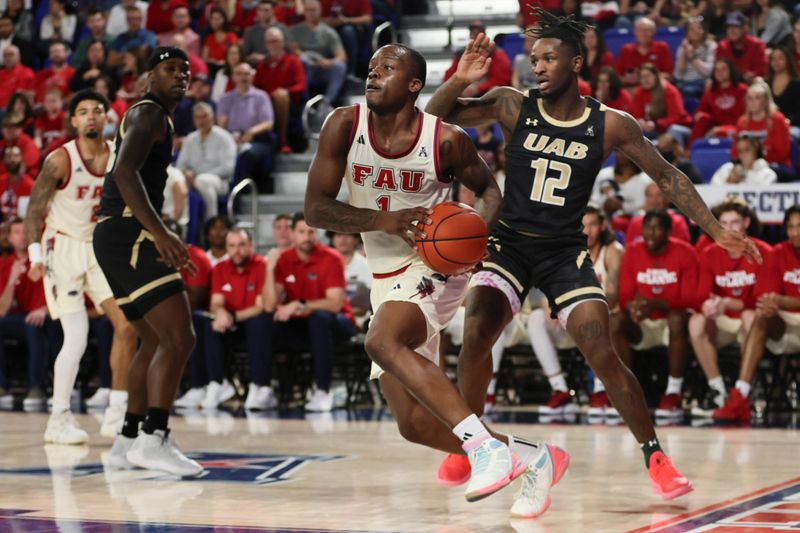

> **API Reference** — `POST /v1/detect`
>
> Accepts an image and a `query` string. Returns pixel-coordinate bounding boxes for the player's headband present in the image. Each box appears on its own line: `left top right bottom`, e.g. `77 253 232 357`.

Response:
147 47 189 71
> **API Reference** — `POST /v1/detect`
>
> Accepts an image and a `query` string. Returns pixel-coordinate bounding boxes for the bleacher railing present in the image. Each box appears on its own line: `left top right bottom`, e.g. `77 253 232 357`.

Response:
228 178 258 245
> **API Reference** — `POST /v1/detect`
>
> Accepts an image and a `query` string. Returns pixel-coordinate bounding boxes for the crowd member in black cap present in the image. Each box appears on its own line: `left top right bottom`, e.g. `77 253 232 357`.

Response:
716 11 768 83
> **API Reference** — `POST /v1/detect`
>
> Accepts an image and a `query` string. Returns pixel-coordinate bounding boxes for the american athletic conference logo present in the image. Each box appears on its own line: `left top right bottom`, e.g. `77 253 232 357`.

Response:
0 452 346 485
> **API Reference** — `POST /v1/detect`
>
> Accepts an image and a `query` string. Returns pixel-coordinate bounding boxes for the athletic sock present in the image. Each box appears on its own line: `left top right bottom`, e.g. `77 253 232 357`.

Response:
109 390 128 406
51 312 90 414
507 434 541 465
453 414 490 443
548 373 568 393
641 437 664 468
142 407 170 434
735 380 751 398
666 376 684 396
708 376 726 397
593 376 605 394
121 412 145 438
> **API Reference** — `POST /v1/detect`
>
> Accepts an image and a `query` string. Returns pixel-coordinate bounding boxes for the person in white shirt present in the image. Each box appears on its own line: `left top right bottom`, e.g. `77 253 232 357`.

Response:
591 150 653 216
106 0 148 37
175 102 237 220
711 135 778 186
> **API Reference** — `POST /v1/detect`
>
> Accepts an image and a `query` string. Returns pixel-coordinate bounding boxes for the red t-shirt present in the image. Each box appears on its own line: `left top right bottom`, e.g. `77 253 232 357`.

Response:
696 83 748 127
616 41 674 79
0 64 35 108
204 32 239 63
697 239 773 318
603 90 633 114
733 110 792 167
444 48 512 96
183 244 213 288
755 241 800 315
320 0 372 17
146 0 188 35
34 65 75 103
200 2 245 30
274 5 304 25
716 35 767 80
0 253 46 312
0 173 34 220
630 80 692 132
211 254 266 312
0 134 42 176
619 237 698 319
34 111 67 155
254 53 307 100
274 244 351 318
624 211 690 245
518 0 560 28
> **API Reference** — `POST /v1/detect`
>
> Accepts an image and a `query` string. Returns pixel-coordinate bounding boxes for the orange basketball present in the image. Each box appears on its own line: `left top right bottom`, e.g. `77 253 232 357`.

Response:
415 201 489 275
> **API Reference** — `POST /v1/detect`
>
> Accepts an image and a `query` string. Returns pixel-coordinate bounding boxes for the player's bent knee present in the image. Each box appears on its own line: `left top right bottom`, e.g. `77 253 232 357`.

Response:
396 411 435 445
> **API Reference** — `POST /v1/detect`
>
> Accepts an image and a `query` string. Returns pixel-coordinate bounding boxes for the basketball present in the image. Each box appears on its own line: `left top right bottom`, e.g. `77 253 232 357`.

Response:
415 201 489 275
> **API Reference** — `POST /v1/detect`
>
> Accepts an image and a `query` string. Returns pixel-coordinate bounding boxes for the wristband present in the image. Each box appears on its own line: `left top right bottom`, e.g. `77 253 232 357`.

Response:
28 243 43 265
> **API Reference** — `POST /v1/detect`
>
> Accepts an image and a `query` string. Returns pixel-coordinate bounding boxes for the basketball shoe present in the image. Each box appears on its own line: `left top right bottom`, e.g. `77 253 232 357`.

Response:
538 391 576 416
510 444 569 519
44 411 89 445
648 451 693 500
126 429 204 477
463 436 526 502
588 391 618 417
100 402 126 438
174 387 205 409
655 393 683 418
107 434 137 470
85 387 110 408
437 453 471 486
712 388 751 423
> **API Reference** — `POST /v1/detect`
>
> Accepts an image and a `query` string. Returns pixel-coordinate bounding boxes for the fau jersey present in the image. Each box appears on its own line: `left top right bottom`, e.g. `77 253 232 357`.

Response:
502 90 607 237
47 138 116 240
756 241 800 315
345 104 451 275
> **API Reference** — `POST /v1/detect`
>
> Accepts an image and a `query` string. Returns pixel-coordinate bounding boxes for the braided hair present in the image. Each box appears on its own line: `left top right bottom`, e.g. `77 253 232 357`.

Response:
525 6 594 57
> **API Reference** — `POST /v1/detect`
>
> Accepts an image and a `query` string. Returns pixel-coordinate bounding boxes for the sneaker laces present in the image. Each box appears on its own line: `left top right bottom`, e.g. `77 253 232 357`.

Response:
471 442 492 474
516 466 539 500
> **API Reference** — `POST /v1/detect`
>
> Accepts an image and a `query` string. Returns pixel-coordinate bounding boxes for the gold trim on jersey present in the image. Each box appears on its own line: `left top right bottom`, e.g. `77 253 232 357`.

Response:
483 261 524 293
576 250 588 269
537 98 591 127
554 286 605 305
129 230 153 269
116 273 182 306
498 220 547 237
119 99 161 139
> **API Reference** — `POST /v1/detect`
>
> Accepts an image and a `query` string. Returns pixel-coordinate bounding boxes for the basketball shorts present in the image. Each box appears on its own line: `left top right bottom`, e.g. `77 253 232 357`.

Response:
93 216 184 321
714 314 743 349
42 228 114 320
766 311 800 355
632 318 669 351
369 260 469 379
474 223 606 319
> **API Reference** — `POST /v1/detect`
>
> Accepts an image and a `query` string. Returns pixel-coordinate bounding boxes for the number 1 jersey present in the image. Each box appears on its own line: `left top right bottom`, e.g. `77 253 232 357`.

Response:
502 90 607 237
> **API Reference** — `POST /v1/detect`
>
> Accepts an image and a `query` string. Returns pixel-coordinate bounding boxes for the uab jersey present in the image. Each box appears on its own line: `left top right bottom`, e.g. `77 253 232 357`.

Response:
502 90 607 236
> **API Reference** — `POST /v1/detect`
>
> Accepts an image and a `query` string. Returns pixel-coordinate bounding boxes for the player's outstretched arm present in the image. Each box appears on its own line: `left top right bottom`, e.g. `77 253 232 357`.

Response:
304 107 432 247
609 110 762 263
426 84 523 135
440 124 502 226
25 148 67 252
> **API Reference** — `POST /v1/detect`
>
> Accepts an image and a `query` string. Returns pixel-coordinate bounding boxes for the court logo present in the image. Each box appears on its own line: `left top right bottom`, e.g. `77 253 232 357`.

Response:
0 452 346 486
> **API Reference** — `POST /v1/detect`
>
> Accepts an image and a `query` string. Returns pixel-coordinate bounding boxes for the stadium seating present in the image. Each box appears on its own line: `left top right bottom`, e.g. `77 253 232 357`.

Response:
690 137 734 183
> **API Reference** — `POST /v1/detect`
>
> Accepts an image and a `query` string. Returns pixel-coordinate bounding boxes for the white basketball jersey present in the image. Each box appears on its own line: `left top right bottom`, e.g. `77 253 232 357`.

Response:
46 139 116 241
345 104 452 275
593 241 623 290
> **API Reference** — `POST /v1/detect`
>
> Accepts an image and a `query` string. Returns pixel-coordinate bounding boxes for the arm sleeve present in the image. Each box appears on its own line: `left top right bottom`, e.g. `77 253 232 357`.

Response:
210 264 223 295
754 249 779 298
767 114 791 165
321 254 347 291
658 42 674 74
254 259 266 293
656 85 692 130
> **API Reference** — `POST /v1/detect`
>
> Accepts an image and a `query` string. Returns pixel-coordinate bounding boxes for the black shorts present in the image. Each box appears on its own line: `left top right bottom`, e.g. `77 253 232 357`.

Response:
93 216 184 321
480 222 606 317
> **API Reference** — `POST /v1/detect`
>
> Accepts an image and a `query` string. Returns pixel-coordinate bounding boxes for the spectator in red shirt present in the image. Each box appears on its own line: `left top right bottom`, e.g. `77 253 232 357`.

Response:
146 0 188 36
0 218 51 407
688 200 772 417
0 45 34 108
274 0 305 25
686 58 748 146
0 146 34 221
624 182 691 244
199 0 247 33
34 41 74 104
592 66 632 114
254 28 307 153
580 26 614 82
443 20 512 97
630 64 692 137
34 89 67 156
202 8 240 72
204 228 269 410
321 0 372 77
0 114 41 177
733 79 792 170
716 11 767 83
6 91 34 137
616 18 674 88
157 6 201 57
612 209 699 418
714 205 800 423
264 213 355 412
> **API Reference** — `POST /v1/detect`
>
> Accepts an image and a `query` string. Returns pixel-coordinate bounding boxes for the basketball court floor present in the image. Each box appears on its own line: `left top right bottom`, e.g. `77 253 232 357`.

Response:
0 408 798 532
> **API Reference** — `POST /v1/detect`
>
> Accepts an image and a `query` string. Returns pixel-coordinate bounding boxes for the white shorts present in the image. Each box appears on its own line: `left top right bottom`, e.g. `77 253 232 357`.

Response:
369 261 469 379
714 314 743 349
766 311 800 355
632 318 669 351
43 229 114 320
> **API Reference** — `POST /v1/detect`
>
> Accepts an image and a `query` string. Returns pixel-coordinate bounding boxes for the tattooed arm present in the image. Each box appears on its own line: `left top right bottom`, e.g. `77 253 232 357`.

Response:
608 109 762 263
24 148 67 281
304 107 432 247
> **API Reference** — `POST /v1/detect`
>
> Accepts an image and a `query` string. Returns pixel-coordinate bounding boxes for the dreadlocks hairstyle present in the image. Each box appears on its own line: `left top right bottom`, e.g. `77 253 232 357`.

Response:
525 6 594 57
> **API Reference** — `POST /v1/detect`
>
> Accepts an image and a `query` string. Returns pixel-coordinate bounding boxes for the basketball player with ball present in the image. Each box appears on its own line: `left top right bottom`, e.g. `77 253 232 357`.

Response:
425 8 762 508
306 43 568 512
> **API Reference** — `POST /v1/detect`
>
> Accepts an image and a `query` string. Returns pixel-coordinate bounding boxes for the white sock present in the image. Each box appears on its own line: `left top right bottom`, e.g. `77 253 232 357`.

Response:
507 434 541 465
548 373 568 392
51 312 89 414
109 390 128 406
527 309 562 377
453 414 490 443
708 376 726 397
735 380 751 398
594 376 605 393
666 376 684 396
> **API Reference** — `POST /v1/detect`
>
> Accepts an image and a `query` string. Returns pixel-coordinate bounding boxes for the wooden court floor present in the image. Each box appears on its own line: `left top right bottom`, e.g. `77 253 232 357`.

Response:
0 409 798 532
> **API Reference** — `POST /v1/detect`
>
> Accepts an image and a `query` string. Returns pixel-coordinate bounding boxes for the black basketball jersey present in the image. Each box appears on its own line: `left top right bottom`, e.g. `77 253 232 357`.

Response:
99 92 174 217
501 90 607 237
